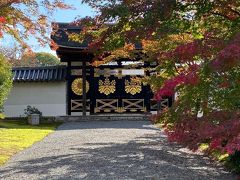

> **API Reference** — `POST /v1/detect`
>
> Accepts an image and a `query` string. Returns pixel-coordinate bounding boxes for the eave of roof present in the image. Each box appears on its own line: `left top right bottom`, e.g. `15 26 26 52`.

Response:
51 22 143 51
51 22 89 50
12 65 67 82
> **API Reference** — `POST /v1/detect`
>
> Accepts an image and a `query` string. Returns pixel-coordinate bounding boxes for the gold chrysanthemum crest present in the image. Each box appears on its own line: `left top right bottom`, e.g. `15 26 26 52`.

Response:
71 78 89 96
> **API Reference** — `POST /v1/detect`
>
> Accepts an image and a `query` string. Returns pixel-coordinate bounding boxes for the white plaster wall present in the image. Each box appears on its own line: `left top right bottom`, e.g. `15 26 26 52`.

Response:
3 82 66 117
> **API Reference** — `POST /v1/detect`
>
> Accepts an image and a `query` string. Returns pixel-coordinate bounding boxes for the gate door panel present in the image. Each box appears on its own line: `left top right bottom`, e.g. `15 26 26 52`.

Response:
71 99 90 111
122 99 146 112
95 99 118 113
92 66 151 114
67 63 92 115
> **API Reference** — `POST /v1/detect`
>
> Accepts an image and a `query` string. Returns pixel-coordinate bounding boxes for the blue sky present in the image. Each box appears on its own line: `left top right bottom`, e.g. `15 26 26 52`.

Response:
35 1 95 55
54 1 95 22
1 1 95 56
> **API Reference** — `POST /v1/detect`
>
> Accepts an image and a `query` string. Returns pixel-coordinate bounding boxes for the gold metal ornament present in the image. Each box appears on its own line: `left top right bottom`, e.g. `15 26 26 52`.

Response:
98 77 116 95
95 99 118 113
71 78 89 96
116 107 126 113
125 77 142 95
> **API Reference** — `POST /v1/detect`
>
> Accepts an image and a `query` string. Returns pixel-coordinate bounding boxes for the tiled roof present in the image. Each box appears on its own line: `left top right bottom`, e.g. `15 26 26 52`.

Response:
51 23 142 50
51 23 89 49
12 66 67 82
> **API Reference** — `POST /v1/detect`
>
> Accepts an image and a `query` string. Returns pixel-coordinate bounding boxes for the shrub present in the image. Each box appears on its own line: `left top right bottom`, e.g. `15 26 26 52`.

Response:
163 111 240 153
24 105 42 116
159 110 240 173
0 54 12 114
0 113 5 119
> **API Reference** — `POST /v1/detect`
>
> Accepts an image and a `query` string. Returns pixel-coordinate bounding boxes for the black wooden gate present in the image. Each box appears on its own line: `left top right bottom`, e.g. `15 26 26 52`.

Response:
67 61 172 115
91 65 152 114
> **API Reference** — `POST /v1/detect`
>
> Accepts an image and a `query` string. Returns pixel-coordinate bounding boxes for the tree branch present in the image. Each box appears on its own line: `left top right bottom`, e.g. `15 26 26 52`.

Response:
0 0 16 9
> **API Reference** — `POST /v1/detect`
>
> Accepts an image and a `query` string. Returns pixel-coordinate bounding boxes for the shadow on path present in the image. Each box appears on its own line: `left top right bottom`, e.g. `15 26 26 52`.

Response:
0 121 237 180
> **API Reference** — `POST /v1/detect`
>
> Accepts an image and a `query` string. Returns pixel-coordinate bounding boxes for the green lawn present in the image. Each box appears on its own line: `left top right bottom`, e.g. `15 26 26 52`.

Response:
0 120 61 165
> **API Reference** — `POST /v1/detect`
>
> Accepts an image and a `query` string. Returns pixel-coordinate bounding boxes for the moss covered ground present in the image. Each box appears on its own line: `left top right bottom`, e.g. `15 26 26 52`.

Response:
0 120 61 165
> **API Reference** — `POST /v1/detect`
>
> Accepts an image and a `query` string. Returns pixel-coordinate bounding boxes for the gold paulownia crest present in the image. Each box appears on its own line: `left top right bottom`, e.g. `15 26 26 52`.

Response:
125 77 142 95
71 78 89 96
98 77 116 95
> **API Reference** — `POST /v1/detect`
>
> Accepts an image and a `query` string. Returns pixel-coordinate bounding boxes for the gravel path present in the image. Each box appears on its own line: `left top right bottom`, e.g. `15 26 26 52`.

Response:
0 121 237 180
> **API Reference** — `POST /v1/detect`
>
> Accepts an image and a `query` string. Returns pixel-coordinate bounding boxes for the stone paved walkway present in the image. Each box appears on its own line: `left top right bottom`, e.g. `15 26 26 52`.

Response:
0 121 237 180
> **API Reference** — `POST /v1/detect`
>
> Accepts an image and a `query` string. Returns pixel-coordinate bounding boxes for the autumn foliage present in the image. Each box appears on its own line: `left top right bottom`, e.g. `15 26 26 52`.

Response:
77 0 240 172
1 0 240 172
161 111 240 154
0 16 6 37
0 0 71 47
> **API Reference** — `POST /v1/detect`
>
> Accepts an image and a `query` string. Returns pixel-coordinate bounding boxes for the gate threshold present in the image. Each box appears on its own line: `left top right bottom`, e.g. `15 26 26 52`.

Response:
55 114 151 122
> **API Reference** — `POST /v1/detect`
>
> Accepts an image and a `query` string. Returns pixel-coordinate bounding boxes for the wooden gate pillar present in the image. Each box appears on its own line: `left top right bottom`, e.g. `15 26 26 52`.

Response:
82 61 87 116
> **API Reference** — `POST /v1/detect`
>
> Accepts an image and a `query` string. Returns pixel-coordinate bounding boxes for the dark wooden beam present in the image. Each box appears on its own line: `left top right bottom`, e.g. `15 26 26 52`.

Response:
82 61 87 116
57 51 94 62
66 62 71 115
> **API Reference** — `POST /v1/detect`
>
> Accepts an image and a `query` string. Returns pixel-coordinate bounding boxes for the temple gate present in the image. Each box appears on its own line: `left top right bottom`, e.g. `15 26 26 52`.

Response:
51 23 173 116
